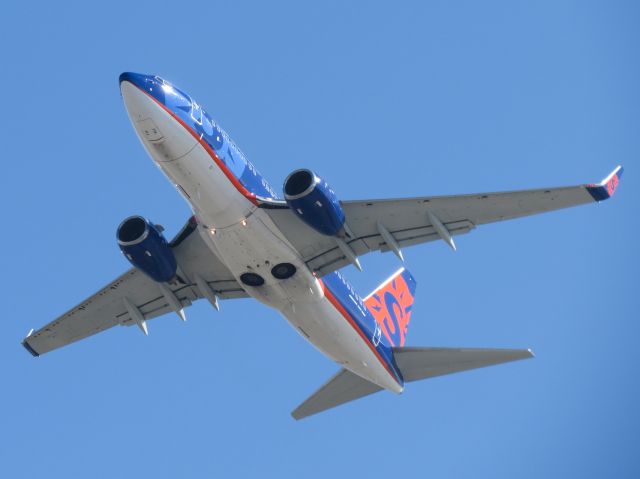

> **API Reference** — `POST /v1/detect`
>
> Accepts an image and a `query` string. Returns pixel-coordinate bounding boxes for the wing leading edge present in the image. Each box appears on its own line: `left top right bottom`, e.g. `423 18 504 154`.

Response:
264 166 623 276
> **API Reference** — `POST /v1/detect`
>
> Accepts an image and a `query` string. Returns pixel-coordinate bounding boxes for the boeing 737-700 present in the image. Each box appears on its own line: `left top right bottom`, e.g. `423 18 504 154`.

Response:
21 73 623 419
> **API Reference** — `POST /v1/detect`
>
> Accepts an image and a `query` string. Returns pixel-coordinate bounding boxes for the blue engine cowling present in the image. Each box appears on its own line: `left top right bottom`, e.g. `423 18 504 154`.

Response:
283 169 345 236
117 215 177 283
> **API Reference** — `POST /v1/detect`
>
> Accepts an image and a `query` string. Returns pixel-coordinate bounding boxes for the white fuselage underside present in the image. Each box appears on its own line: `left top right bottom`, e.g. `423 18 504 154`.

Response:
121 82 402 393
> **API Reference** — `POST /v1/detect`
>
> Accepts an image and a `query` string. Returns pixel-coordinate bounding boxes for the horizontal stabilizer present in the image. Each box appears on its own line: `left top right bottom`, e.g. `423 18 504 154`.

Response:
263 165 623 278
292 347 533 420
291 368 382 420
393 347 534 382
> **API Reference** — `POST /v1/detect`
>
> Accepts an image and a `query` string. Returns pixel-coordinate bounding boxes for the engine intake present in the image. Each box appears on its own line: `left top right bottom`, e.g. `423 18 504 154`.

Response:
117 215 177 283
283 169 345 236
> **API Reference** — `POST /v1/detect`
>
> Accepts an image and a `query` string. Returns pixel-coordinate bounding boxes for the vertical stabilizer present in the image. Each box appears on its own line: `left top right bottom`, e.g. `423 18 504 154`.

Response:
364 268 417 347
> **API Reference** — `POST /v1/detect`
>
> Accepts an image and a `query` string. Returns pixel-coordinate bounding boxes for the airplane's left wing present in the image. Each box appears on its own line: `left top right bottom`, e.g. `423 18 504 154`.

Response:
22 217 247 356
263 166 623 276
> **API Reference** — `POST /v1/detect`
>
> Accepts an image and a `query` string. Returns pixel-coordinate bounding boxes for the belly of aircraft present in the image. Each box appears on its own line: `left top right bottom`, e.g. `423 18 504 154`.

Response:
124 81 401 393
280 300 403 392
196 213 400 392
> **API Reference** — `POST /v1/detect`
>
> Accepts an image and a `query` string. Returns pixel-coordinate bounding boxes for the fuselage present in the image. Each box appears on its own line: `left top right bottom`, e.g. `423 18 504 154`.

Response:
119 73 403 393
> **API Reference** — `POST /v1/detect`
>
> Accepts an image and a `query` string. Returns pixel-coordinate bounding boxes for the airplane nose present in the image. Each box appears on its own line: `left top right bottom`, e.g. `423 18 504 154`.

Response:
120 72 198 162
119 72 154 90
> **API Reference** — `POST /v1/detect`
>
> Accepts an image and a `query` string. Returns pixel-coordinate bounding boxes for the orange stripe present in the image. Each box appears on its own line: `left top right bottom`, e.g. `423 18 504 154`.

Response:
134 84 258 206
320 280 401 386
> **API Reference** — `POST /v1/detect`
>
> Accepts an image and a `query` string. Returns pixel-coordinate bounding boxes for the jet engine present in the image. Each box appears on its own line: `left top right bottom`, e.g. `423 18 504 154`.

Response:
117 215 177 283
283 169 345 236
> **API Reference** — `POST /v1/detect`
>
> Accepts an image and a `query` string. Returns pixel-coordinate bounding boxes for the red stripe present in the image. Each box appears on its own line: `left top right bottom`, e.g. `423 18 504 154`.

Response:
129 83 399 385
319 280 401 386
132 84 258 206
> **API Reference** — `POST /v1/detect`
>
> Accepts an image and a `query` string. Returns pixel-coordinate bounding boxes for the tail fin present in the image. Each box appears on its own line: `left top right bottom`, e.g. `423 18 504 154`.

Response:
364 267 417 347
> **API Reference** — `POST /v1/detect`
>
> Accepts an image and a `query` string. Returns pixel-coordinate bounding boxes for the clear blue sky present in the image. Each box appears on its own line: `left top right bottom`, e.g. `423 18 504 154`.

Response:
1 1 637 477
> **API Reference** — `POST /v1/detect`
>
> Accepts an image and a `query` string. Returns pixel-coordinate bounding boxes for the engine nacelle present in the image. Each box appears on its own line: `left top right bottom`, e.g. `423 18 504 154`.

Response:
283 169 345 236
117 215 177 283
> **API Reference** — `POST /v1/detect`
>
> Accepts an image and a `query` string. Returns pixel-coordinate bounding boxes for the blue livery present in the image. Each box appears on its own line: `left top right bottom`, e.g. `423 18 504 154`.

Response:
284 169 346 236
586 166 624 202
117 216 178 283
119 72 278 200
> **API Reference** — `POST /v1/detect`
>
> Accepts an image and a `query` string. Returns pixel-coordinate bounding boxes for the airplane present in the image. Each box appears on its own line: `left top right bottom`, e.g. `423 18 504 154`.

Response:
21 72 624 419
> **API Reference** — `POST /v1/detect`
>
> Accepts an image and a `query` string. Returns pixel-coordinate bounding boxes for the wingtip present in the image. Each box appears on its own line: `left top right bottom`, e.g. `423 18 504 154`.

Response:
21 339 40 357
586 165 623 202
600 165 624 188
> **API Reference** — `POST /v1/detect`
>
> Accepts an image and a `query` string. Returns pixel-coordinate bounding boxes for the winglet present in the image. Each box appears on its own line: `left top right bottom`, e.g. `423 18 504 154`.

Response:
586 165 624 202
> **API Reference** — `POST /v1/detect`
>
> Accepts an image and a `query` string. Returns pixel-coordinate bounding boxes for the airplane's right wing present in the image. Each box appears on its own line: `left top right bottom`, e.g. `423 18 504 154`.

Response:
264 166 623 276
22 217 247 356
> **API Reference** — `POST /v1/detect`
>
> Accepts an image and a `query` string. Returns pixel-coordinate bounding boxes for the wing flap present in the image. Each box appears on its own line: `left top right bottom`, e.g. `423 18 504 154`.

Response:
266 208 475 276
393 347 534 382
291 368 382 420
